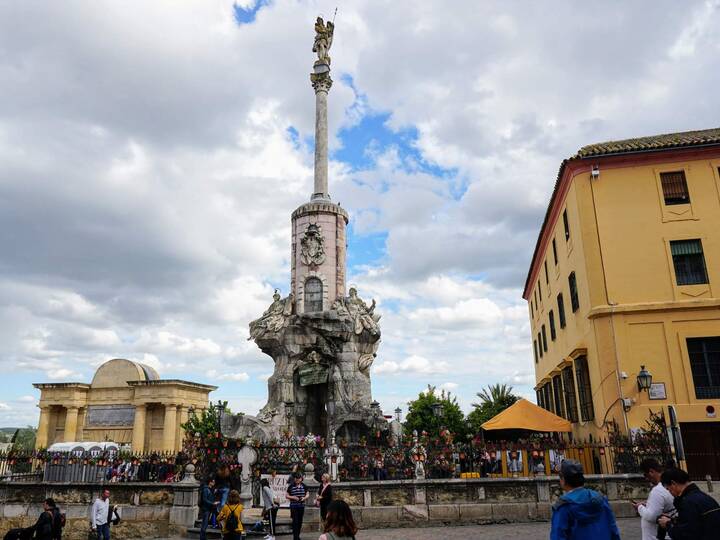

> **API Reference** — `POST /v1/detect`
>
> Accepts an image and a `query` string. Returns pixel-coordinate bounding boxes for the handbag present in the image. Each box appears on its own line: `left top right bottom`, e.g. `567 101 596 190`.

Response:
87 530 99 540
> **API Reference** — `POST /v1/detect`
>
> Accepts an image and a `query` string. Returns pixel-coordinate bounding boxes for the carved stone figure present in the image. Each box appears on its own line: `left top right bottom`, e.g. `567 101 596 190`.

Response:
248 290 294 340
358 353 375 373
313 16 334 65
346 287 380 335
300 223 326 266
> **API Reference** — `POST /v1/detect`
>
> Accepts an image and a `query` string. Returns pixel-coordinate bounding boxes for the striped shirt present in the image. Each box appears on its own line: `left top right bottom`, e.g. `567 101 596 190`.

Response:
287 482 307 508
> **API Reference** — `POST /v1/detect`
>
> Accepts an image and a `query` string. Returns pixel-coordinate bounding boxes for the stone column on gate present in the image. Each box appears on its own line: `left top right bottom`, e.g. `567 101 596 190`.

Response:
132 403 147 453
36 406 51 449
162 403 178 453
176 406 189 452
63 406 79 443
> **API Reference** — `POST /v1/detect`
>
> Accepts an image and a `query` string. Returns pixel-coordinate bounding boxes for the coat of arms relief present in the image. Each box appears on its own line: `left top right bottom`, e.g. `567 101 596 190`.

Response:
300 223 326 265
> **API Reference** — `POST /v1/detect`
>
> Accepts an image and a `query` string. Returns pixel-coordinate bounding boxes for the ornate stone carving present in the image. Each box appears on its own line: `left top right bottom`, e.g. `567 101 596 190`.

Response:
358 353 375 373
333 287 380 335
300 223 326 266
311 73 333 93
248 290 294 340
312 16 334 65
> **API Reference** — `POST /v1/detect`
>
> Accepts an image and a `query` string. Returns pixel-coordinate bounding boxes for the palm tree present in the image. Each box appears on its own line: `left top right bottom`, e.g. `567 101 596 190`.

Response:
472 383 517 409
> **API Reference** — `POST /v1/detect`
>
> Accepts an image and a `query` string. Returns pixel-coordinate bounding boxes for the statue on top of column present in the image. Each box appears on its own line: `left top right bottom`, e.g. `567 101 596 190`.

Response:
313 16 334 65
248 289 294 340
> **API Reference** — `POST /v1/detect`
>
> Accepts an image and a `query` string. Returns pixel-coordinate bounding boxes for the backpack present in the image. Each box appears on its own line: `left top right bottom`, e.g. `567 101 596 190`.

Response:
225 505 239 531
53 509 66 531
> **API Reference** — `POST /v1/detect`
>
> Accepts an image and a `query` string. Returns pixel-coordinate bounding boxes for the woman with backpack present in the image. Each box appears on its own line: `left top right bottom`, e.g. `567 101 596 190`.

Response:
318 500 357 540
216 489 244 540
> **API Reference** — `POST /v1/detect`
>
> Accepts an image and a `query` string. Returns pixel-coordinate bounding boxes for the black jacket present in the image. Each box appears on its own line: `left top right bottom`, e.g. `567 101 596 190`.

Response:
667 483 720 540
32 510 54 540
199 484 215 511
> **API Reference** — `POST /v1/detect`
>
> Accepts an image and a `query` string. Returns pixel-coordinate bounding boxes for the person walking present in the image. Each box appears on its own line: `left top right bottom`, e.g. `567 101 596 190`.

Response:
633 458 675 540
287 472 309 540
316 474 333 523
260 478 278 540
198 478 219 540
91 489 111 540
550 460 621 540
216 489 244 540
318 500 358 540
658 467 720 540
31 498 58 540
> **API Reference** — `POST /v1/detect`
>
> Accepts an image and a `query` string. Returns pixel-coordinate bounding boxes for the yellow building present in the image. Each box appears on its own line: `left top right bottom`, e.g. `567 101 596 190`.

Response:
524 128 720 479
33 358 216 453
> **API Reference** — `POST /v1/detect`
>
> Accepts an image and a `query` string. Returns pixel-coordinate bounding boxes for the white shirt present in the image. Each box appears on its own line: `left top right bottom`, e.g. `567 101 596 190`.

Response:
91 497 110 528
638 483 674 540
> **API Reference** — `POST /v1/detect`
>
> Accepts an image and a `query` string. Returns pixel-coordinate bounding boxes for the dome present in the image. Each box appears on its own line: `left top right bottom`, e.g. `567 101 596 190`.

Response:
90 358 160 388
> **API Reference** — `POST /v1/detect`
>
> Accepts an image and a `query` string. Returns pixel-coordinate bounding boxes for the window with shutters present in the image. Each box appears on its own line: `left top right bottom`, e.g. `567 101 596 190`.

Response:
671 240 708 285
568 272 579 312
562 366 579 422
575 356 595 421
552 374 565 419
557 293 566 328
304 277 323 312
541 325 548 352
549 310 556 341
660 171 690 205
687 337 720 399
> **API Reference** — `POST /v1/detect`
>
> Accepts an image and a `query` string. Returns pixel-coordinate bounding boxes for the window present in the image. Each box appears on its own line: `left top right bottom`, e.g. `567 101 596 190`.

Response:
544 261 549 284
557 293 566 328
552 375 566 419
533 340 538 364
574 356 595 421
530 302 534 319
549 310 556 340
562 366 579 422
303 277 323 312
568 272 579 312
687 337 720 399
563 209 570 241
671 240 709 286
552 238 558 265
541 325 548 352
534 289 538 309
542 383 553 413
660 171 690 205
536 390 544 409
537 332 543 358
538 280 542 300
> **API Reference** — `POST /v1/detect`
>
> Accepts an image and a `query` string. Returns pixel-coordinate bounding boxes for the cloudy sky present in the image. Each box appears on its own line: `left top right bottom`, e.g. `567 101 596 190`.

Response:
1 0 719 427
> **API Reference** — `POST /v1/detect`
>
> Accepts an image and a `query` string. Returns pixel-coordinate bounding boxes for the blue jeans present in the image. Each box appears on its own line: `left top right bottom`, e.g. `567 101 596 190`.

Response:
97 523 111 540
199 509 211 540
218 487 229 508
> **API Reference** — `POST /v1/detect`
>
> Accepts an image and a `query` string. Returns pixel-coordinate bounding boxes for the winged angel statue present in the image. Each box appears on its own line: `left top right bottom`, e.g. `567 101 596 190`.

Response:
313 16 334 65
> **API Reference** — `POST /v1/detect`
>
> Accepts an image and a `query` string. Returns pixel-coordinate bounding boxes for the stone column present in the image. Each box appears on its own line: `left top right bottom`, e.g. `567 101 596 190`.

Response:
64 406 79 443
162 404 177 453
311 69 332 201
36 406 51 449
176 406 189 452
132 404 147 453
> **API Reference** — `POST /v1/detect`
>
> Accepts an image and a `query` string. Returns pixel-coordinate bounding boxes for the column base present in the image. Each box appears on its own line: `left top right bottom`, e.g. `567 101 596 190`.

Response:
311 193 331 201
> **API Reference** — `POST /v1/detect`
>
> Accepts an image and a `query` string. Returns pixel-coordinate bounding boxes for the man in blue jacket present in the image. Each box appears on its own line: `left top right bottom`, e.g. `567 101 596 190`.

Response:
550 460 621 540
198 477 218 540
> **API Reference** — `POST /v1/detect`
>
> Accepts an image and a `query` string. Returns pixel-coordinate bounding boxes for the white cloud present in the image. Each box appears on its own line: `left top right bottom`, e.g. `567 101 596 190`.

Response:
0 403 10 411
206 370 250 382
47 368 83 380
373 355 449 376
16 396 36 403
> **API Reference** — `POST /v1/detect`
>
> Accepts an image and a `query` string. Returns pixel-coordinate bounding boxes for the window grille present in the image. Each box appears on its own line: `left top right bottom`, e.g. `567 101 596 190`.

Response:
671 239 708 285
541 325 548 352
563 210 570 241
552 374 565 419
574 356 595 421
568 272 579 312
660 171 690 205
687 337 720 399
562 366 579 422
303 277 323 312
549 310 556 340
542 383 553 413
557 293 566 328
552 238 558 265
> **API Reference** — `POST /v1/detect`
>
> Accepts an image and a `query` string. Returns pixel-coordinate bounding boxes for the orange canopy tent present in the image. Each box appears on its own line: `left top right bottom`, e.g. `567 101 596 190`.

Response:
481 398 572 432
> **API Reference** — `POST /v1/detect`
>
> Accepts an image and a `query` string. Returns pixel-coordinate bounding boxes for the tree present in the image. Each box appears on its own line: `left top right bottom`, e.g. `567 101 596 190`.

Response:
467 384 519 434
404 385 467 439
11 427 37 451
181 403 232 440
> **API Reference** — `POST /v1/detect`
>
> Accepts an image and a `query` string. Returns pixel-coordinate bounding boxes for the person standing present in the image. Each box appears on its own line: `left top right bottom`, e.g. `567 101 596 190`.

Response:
318 500 358 540
91 489 111 540
550 460 621 540
31 498 58 540
261 478 278 540
658 467 720 540
286 472 309 540
216 489 244 540
316 474 333 523
198 478 219 540
633 458 675 540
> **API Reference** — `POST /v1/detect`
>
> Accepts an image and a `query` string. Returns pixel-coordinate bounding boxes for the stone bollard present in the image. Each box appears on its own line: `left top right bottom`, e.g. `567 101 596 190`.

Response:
170 463 200 528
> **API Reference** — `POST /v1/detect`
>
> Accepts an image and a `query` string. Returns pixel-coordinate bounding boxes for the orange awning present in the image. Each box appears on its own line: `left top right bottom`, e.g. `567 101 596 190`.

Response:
481 398 572 432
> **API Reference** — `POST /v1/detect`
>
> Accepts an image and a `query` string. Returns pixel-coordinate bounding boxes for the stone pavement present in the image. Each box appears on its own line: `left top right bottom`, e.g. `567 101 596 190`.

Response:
167 517 642 539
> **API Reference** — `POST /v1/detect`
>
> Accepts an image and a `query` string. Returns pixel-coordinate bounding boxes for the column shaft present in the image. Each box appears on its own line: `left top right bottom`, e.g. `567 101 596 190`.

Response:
132 404 147 453
162 404 177 453
64 407 79 442
36 407 51 449
313 89 329 199
176 406 189 452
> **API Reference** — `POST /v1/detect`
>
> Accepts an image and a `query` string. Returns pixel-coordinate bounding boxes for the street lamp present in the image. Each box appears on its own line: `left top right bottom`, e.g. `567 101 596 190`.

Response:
394 407 402 422
637 365 653 392
431 402 443 418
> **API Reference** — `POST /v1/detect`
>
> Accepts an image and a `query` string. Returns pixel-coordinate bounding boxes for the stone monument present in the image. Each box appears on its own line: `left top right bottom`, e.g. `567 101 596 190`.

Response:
221 17 387 442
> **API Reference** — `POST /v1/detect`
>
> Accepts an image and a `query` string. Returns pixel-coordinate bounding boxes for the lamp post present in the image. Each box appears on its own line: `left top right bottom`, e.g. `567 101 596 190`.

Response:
431 402 443 436
637 365 653 392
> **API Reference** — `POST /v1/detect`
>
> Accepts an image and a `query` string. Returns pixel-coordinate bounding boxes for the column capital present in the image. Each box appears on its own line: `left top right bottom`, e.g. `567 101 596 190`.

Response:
311 72 333 93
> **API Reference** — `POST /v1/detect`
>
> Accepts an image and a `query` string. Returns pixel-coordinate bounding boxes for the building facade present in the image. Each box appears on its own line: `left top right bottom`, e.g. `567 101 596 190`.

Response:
33 358 216 453
524 128 720 478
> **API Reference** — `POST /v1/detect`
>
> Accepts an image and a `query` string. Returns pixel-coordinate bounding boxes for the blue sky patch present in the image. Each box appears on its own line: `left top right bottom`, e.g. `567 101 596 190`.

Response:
233 1 269 25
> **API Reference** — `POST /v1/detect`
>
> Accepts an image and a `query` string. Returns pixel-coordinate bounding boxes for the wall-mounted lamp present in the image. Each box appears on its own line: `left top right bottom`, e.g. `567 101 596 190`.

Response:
637 365 653 392
431 402 444 418
591 165 600 180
